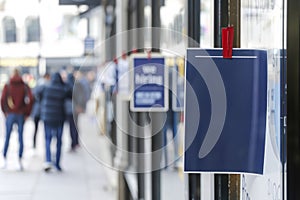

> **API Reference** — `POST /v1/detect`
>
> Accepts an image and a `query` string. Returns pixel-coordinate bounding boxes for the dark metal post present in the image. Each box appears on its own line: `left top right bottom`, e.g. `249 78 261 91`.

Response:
215 175 228 200
127 109 145 199
136 0 144 51
126 107 140 200
214 0 223 195
213 0 240 47
287 0 300 199
128 106 137 169
127 0 136 51
213 0 228 47
213 0 241 199
127 0 144 51
187 0 201 199
188 0 200 47
280 50 287 200
136 0 145 198
152 0 161 52
188 175 201 200
137 112 147 200
151 1 162 200
150 112 164 200
126 0 146 199
118 100 134 200
227 0 241 199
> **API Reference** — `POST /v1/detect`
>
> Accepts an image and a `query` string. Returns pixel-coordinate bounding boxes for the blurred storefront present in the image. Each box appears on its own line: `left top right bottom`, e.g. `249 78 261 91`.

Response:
0 57 38 89
0 0 105 89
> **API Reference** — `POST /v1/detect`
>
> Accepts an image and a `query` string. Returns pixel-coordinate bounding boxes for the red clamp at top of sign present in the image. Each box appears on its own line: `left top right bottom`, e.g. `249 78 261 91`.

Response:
222 26 234 59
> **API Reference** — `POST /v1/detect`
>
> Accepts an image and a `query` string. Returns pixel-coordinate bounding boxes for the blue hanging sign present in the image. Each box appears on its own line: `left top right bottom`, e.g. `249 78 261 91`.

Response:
184 49 267 174
84 36 95 55
130 54 168 112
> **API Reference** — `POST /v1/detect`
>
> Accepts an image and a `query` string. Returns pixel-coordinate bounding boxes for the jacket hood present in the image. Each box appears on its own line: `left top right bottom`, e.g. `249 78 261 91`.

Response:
10 75 24 85
51 72 63 84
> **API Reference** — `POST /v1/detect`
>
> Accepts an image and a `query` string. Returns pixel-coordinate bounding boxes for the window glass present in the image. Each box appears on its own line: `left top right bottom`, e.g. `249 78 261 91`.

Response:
240 0 286 199
26 16 40 42
3 16 16 43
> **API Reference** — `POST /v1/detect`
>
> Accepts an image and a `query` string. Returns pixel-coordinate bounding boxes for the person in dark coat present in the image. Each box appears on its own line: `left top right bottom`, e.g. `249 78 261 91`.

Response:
0 69 34 170
37 72 71 172
65 73 79 151
72 72 90 133
31 73 50 149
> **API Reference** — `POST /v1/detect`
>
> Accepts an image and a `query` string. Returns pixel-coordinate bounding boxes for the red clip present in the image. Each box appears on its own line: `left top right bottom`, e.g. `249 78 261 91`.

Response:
222 26 234 59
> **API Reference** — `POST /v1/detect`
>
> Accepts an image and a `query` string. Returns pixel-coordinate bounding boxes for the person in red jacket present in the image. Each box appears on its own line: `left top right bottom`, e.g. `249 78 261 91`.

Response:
0 69 34 170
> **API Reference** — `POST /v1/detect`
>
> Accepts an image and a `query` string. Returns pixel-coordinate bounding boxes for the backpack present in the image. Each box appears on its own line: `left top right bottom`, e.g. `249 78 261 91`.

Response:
1 83 34 116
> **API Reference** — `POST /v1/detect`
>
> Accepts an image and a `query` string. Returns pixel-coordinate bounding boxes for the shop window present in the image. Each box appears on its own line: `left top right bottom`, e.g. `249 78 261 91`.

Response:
26 17 40 42
3 17 16 43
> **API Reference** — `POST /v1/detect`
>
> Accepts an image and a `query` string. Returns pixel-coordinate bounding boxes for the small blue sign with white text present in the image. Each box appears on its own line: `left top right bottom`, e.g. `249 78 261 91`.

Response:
131 56 168 112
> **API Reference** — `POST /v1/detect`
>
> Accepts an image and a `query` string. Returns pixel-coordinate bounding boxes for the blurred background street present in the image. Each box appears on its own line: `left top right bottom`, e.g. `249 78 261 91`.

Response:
0 109 184 200
0 111 117 200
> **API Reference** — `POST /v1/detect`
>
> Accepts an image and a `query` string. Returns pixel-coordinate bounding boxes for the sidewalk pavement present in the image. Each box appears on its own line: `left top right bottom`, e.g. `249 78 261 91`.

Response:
0 110 185 200
0 112 116 200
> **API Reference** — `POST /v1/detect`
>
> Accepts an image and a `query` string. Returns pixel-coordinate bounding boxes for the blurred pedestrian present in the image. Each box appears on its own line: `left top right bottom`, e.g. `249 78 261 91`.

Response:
73 71 90 131
163 66 180 169
100 60 117 135
0 69 34 170
37 72 71 172
117 52 130 95
65 73 79 152
31 73 50 149
163 107 180 169
75 71 91 103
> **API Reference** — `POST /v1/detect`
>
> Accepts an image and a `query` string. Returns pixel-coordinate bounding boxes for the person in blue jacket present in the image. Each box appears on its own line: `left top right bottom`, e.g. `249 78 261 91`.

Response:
31 73 50 149
37 72 71 172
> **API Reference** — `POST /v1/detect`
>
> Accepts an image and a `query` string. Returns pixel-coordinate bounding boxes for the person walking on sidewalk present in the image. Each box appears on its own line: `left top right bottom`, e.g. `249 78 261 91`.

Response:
0 69 34 170
31 73 50 149
37 72 71 172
